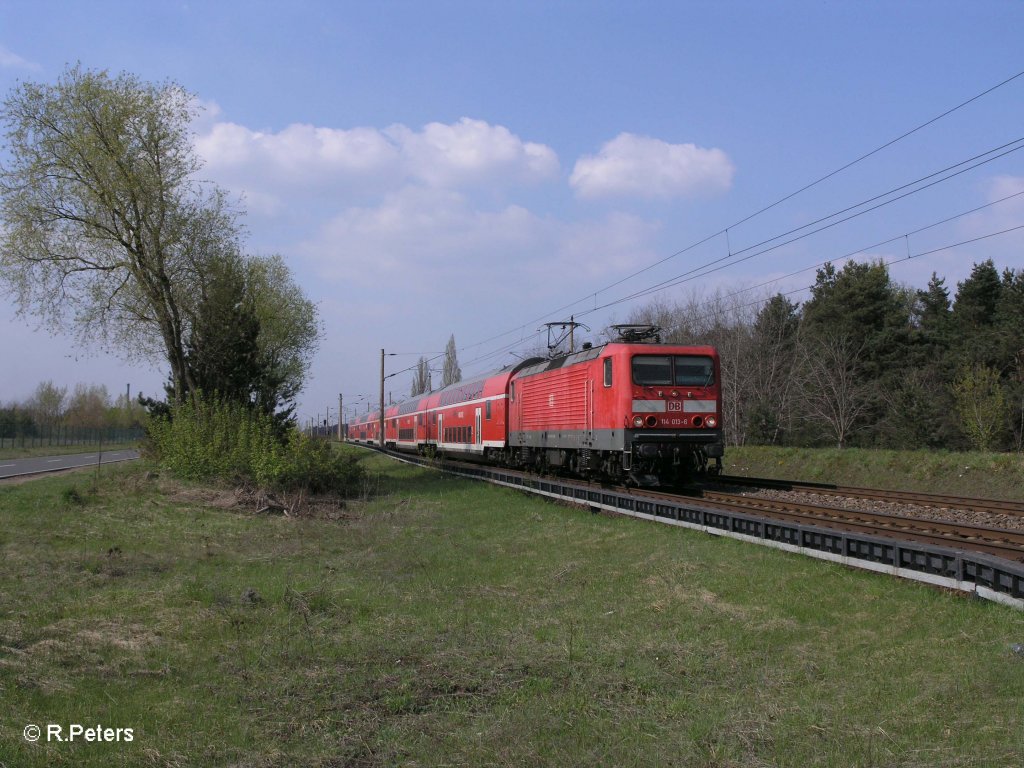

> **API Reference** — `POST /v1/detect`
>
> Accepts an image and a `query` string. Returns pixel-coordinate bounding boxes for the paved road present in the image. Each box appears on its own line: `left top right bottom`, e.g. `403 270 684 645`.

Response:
0 450 140 480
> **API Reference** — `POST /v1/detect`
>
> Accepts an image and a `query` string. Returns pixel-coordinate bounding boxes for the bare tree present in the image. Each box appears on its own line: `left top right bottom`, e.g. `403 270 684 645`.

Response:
747 295 802 445
797 333 871 448
28 380 67 430
64 383 112 428
411 356 432 396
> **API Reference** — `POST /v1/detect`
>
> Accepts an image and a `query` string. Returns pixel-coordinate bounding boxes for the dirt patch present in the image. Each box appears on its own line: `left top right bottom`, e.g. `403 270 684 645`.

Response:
163 479 357 521
167 485 240 509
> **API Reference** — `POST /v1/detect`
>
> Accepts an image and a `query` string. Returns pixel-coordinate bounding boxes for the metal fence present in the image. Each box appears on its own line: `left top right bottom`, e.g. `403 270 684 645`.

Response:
0 425 145 450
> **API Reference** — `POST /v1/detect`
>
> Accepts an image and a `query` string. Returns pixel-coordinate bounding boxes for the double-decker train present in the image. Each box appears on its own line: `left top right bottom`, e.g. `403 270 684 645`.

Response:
349 326 724 485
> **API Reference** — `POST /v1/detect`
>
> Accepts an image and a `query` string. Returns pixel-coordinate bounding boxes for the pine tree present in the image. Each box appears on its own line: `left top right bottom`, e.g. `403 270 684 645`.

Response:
996 268 1024 372
799 260 911 445
951 260 1003 368
802 260 908 377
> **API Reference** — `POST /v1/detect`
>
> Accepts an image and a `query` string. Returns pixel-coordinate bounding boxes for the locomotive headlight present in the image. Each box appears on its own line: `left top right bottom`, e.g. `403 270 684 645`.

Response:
706 416 717 428
633 416 644 427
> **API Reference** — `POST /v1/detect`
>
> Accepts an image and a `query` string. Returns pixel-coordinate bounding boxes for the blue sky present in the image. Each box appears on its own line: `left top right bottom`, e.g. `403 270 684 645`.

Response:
2 1 1023 425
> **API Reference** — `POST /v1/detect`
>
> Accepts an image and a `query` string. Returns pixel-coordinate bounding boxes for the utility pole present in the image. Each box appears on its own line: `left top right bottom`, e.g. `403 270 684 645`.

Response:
569 314 574 353
338 393 343 441
379 348 385 449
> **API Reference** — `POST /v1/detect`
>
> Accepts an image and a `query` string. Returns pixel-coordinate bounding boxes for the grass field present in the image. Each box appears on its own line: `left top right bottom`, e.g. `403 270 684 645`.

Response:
2 447 1023 767
726 445 1024 501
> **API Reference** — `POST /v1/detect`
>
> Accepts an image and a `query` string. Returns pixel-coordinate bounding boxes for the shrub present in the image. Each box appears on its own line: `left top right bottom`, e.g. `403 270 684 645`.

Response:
273 431 365 494
148 395 363 495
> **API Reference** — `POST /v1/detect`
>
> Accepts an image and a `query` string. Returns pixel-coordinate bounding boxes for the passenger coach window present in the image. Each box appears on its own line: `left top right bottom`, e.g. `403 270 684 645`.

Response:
674 356 715 386
603 358 613 387
632 356 672 386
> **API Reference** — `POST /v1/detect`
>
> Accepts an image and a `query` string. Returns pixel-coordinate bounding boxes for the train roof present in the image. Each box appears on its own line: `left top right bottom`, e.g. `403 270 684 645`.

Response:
513 341 718 379
419 357 542 407
357 358 538 422
514 344 605 378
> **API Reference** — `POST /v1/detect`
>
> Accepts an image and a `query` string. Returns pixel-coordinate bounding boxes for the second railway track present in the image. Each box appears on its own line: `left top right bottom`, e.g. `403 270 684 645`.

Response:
714 474 1024 518
688 487 1024 562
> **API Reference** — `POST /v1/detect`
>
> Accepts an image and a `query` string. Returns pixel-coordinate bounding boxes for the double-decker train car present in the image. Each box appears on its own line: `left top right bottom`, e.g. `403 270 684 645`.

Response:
348 327 724 484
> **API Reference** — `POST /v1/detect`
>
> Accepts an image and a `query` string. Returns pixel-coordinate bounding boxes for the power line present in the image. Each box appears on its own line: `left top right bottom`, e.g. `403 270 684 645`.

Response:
449 68 1024 373
453 191 1024 379
554 67 1024 311
623 220 1024 336
385 69 1024 387
638 193 1024 324
583 136 1024 313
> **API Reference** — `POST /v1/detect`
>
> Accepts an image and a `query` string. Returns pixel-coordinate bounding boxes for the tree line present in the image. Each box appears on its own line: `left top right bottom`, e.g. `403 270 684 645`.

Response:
0 381 147 437
628 258 1024 452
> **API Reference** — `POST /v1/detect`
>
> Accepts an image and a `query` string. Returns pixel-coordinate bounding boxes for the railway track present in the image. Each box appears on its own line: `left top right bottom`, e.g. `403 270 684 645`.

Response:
681 488 1024 562
714 474 1024 517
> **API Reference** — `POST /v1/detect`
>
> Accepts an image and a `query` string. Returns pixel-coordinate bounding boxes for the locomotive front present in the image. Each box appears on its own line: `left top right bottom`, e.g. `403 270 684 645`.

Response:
507 325 724 485
618 343 724 483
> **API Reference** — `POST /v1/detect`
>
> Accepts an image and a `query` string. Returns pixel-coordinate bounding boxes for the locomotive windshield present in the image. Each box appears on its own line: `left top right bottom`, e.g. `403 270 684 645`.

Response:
632 355 715 386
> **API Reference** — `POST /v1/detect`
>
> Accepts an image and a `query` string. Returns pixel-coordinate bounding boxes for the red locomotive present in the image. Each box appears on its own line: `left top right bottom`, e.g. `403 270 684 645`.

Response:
349 326 724 484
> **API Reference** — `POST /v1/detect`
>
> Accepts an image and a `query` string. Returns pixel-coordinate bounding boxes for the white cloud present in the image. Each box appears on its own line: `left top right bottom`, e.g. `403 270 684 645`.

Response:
0 45 40 71
299 187 658 301
194 116 559 208
570 132 734 200
301 187 545 291
384 118 558 187
196 122 401 184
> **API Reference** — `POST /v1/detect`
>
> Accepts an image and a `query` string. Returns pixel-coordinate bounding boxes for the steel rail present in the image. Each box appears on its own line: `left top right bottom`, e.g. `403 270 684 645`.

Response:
692 489 1024 561
715 474 1024 516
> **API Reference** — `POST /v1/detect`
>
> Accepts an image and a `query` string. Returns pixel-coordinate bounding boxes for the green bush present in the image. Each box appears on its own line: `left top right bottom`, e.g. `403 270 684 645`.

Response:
274 431 365 494
148 395 363 495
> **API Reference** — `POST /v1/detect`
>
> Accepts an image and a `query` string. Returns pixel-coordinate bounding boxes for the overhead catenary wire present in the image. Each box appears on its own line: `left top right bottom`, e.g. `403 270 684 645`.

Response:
690 187 1024 309
630 221 1024 334
452 132 1024 369
553 67 1024 309
381 68 1024 389
456 190 1024 377
584 136 1024 314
